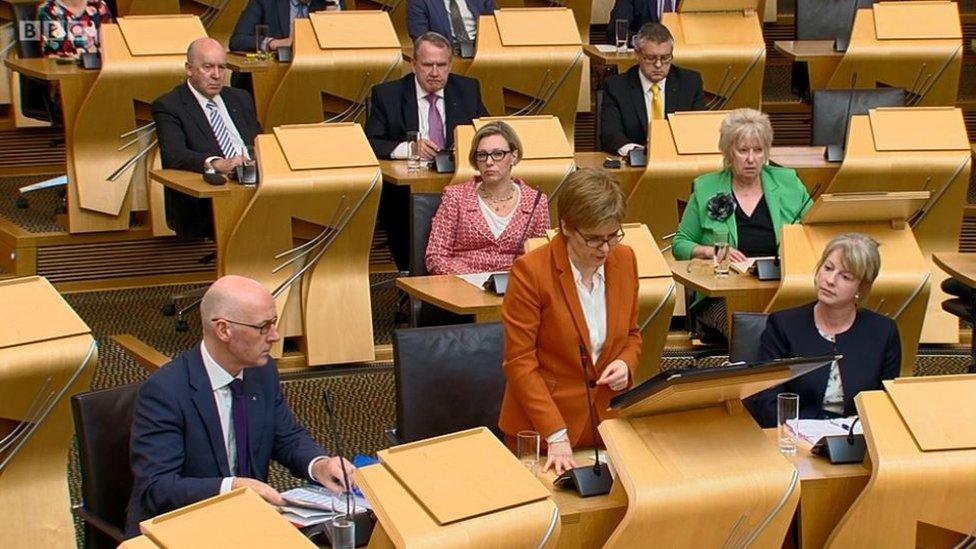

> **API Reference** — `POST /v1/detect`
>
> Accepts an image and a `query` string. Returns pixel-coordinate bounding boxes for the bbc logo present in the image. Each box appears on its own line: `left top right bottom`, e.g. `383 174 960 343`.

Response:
18 21 63 42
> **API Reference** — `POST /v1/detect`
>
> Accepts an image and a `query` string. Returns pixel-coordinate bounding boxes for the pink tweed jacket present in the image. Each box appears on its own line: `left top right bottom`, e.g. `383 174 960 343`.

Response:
425 177 550 275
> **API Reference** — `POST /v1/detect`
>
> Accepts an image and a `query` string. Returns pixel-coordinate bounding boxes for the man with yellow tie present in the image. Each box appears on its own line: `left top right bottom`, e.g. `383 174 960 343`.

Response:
599 22 705 156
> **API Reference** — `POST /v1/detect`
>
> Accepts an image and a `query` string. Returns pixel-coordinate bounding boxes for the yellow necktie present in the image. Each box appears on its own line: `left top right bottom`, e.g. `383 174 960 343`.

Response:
650 83 664 120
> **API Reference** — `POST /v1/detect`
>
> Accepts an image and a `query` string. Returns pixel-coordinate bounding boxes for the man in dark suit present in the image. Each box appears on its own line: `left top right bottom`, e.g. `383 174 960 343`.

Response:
607 0 675 44
126 275 354 536
406 0 494 46
599 22 705 155
229 0 342 53
152 37 261 239
365 31 488 270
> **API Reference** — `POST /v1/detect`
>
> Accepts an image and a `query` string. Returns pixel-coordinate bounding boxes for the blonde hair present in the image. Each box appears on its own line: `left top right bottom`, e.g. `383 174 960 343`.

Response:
718 108 773 169
815 232 882 288
468 121 523 170
557 168 626 230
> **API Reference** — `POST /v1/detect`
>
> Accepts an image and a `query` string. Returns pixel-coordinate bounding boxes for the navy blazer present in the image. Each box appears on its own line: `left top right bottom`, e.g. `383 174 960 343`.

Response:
152 83 261 238
125 344 326 535
608 0 667 43
406 0 495 41
365 72 488 159
599 64 705 153
229 0 339 52
748 302 901 428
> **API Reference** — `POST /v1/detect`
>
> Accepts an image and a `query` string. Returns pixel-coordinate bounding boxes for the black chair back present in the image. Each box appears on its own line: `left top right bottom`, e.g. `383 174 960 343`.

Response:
730 312 769 364
408 193 442 277
811 87 906 146
11 0 55 122
71 382 141 549
796 0 875 41
392 322 505 442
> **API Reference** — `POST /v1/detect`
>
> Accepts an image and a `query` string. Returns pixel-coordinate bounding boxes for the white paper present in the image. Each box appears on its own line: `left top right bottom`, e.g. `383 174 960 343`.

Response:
456 271 506 290
595 44 630 53
280 486 373 513
797 418 863 445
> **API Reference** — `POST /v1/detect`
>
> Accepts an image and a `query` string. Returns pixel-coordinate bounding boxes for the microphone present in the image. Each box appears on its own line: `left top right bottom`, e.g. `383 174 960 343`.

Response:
825 72 858 163
552 344 613 497
322 391 353 509
846 417 861 445
515 185 545 257
790 182 822 225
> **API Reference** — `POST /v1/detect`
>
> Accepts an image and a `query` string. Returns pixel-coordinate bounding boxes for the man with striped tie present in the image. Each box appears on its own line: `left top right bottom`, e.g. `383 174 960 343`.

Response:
152 37 261 238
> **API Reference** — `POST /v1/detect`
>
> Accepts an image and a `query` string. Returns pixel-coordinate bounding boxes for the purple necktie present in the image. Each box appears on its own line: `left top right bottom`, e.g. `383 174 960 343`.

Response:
229 379 250 478
426 92 445 150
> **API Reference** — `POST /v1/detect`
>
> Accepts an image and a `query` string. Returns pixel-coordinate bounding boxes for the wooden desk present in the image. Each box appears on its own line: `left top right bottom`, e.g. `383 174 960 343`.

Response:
933 252 976 287
379 160 452 194
225 53 288 128
3 56 90 81
395 275 503 322
582 44 636 73
149 169 255 275
772 40 843 91
670 259 780 328
530 433 869 548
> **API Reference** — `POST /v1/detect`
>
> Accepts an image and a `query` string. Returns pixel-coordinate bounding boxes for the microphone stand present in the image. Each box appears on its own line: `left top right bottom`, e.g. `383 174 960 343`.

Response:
322 391 353 516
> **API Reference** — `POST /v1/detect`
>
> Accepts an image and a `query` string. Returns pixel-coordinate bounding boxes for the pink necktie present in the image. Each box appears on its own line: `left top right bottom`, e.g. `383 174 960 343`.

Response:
426 92 445 149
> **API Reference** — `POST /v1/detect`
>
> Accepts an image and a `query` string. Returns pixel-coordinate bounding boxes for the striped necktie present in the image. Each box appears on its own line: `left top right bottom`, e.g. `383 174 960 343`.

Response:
206 99 237 158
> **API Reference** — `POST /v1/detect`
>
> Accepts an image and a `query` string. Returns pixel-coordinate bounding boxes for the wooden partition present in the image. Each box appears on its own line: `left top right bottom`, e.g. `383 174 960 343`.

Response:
258 12 403 130
767 193 932 377
222 124 381 367
825 107 970 344
464 8 583 145
662 0 766 110
0 277 97 548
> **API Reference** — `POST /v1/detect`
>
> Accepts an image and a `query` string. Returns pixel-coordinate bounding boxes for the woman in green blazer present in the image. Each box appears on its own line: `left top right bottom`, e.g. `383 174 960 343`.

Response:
672 108 812 335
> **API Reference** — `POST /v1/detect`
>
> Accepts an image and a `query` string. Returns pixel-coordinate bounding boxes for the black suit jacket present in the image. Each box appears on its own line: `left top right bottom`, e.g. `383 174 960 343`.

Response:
125 344 326 536
747 302 902 428
229 0 336 52
599 64 705 154
152 83 261 238
608 0 662 43
364 73 488 159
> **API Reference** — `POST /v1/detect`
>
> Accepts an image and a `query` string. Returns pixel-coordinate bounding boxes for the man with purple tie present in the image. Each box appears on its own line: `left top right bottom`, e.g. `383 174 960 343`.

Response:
125 276 354 536
365 31 488 270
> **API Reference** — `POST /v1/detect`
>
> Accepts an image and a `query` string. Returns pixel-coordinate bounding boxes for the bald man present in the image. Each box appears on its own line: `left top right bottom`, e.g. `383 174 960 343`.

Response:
152 38 261 239
125 276 353 536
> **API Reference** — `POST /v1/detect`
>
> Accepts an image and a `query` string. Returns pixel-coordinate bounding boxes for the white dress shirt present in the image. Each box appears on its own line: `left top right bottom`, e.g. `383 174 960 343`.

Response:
617 71 667 156
186 81 247 167
390 79 447 159
442 0 477 40
200 341 326 493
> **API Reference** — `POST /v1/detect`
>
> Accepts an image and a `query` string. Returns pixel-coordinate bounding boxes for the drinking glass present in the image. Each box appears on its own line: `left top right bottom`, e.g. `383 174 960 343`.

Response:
614 20 629 53
517 430 540 475
255 25 270 61
713 241 731 276
777 393 800 456
328 514 356 549
236 146 257 185
406 131 422 172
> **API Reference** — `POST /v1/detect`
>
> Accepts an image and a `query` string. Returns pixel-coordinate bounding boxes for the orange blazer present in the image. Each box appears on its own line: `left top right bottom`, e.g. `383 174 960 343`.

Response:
498 233 642 448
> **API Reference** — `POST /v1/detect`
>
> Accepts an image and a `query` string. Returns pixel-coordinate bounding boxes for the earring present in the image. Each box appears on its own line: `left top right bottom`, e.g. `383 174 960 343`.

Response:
855 293 860 301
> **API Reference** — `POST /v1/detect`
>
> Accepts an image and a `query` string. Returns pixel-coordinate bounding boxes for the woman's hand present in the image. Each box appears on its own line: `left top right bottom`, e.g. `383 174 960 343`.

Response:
544 440 577 475
596 359 630 392
728 247 748 263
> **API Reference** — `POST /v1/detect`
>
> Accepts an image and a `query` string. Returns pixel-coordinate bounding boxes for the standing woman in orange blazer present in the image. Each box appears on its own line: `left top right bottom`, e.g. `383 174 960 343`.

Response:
499 168 642 474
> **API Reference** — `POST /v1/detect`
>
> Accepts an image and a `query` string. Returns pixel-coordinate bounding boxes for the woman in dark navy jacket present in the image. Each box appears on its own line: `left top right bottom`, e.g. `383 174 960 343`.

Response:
749 233 901 427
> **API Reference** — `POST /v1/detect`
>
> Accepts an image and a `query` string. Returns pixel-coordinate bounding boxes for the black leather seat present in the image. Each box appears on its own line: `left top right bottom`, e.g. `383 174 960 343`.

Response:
811 88 906 147
940 278 976 373
10 0 59 124
71 382 141 548
391 322 506 443
792 0 876 98
408 193 471 327
730 312 769 364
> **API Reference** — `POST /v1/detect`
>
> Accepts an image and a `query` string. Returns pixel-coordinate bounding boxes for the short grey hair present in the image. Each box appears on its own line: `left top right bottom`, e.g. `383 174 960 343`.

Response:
634 22 674 48
413 31 453 59
718 108 773 169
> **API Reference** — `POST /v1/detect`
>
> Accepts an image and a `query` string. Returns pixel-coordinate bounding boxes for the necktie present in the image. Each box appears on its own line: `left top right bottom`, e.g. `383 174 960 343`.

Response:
650 83 664 120
426 93 445 149
229 379 251 478
206 100 237 158
295 1 309 18
659 0 674 19
448 0 471 43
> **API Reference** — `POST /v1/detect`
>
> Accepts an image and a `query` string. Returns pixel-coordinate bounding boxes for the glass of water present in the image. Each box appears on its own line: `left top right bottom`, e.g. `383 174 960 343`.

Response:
517 430 540 474
777 393 799 456
615 20 629 53
713 241 731 276
406 131 422 172
255 25 270 61
328 514 356 549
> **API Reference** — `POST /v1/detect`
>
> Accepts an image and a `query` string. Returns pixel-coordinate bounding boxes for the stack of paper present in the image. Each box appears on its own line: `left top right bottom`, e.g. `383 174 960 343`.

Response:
797 418 863 445
277 486 373 527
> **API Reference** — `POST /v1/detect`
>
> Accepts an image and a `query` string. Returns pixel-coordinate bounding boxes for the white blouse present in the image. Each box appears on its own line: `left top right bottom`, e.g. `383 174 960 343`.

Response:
477 183 520 238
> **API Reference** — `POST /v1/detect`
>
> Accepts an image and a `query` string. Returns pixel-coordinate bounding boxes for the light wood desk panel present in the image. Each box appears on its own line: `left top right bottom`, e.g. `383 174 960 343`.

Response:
395 275 503 322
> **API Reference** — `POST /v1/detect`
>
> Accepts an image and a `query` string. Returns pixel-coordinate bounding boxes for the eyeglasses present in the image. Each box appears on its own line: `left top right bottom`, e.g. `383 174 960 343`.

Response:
475 150 511 163
578 228 625 249
212 317 278 334
638 53 673 66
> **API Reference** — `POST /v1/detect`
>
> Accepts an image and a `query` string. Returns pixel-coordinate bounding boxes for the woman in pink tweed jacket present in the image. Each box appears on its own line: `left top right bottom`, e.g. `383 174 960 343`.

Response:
425 121 550 275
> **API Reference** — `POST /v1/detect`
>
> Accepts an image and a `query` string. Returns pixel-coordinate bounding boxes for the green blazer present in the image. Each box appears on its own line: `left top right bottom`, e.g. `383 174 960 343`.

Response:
672 165 812 261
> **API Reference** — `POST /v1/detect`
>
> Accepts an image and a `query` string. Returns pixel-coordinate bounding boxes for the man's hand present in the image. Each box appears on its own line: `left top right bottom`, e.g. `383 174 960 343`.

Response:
312 456 358 493
211 155 246 174
416 137 441 160
596 359 630 392
544 440 577 475
232 477 284 506
268 37 292 51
